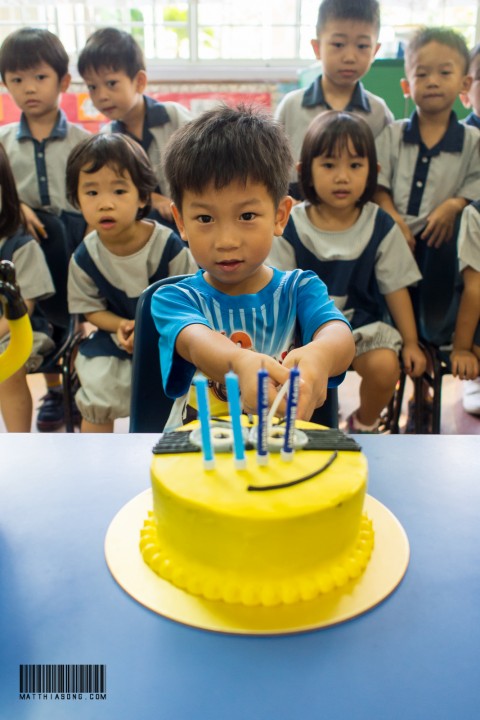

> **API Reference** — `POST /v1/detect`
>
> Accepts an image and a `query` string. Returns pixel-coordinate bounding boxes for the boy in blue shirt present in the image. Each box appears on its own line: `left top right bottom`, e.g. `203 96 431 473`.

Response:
151 105 355 429
0 27 89 431
77 27 192 228
275 0 393 199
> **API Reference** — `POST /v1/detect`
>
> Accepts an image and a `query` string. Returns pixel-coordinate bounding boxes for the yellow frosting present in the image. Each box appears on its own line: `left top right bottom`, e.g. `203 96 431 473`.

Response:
140 420 374 606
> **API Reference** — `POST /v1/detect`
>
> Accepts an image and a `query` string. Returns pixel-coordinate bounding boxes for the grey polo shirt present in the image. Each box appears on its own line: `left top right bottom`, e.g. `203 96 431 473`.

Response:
0 110 89 215
458 203 480 272
102 95 192 198
275 76 394 183
376 111 480 237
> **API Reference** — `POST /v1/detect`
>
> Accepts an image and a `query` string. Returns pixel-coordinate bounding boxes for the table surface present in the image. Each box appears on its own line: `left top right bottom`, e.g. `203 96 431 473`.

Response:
1 433 479 720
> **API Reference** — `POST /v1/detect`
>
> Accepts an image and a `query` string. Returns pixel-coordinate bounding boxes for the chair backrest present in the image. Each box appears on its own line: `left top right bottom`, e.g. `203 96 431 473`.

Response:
35 211 72 330
130 275 190 433
129 274 339 432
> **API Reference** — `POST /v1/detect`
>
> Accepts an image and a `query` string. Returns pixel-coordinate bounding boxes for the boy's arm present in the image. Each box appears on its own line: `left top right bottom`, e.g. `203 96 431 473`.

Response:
420 197 469 248
281 320 355 421
384 288 426 377
20 203 47 241
150 191 174 222
176 323 291 415
374 188 416 251
451 266 480 379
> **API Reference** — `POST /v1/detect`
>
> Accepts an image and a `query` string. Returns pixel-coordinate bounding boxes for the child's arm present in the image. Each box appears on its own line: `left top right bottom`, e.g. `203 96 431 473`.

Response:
84 310 135 355
150 192 174 222
374 188 416 251
420 198 469 249
20 204 47 242
384 288 426 377
176 323 291 415
451 266 480 379
281 320 355 421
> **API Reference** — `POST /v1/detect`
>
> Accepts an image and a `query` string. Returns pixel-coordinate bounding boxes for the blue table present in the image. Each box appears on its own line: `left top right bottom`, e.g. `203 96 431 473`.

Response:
1 433 479 719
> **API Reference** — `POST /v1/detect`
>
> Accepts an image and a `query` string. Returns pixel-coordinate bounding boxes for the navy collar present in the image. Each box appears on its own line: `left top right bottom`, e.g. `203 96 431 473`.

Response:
16 109 67 141
302 76 371 113
111 95 169 136
403 111 465 154
464 111 480 130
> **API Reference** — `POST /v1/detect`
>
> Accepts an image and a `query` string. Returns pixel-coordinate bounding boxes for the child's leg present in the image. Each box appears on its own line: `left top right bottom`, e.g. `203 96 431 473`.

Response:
81 418 114 433
0 367 32 432
351 348 400 427
75 353 131 434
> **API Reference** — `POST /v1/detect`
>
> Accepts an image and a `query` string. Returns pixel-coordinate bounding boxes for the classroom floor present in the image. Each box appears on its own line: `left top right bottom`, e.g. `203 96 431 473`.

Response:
1 369 479 434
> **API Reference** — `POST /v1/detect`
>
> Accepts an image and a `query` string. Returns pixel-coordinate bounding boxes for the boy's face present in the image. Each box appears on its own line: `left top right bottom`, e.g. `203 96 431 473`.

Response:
312 20 380 90
82 66 146 122
76 163 146 249
404 42 471 115
3 62 70 118
172 179 292 295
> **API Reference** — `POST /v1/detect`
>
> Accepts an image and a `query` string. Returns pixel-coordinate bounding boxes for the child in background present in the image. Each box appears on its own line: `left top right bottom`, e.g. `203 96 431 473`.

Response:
450 203 480 414
460 43 480 130
0 144 56 432
151 105 355 430
268 111 425 433
66 134 197 433
0 27 90 431
275 0 393 199
77 27 192 227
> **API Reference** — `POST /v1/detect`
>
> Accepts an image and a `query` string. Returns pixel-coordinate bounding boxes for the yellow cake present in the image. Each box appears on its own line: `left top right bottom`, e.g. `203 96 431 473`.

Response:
140 419 374 607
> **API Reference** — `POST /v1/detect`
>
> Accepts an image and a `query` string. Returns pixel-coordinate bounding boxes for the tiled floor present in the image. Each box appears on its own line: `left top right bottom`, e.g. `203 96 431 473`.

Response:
1 369 479 434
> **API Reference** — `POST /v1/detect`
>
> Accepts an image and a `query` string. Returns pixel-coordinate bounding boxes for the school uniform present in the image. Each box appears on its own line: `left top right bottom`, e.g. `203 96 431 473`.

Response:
457 202 480 345
463 112 480 130
102 95 192 199
268 201 421 357
275 76 394 192
0 230 55 369
67 221 197 425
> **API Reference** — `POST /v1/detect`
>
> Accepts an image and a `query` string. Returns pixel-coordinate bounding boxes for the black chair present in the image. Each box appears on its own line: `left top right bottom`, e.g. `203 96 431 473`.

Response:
130 275 339 432
30 212 83 432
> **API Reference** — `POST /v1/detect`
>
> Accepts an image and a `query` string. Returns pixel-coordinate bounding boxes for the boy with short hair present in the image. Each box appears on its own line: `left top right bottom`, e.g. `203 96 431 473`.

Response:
0 27 90 431
275 0 393 198
460 43 480 129
77 27 192 226
151 105 355 430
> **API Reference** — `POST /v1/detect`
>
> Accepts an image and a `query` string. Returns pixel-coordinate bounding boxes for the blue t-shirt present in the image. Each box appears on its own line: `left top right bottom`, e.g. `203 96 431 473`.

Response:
151 267 350 416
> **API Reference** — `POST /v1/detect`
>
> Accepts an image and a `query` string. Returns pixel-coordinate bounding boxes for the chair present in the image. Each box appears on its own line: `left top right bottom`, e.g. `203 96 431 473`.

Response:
129 275 339 432
30 212 84 432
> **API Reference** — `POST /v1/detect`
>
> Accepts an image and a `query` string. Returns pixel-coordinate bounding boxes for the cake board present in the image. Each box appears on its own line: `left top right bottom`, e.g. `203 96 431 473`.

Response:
105 490 410 635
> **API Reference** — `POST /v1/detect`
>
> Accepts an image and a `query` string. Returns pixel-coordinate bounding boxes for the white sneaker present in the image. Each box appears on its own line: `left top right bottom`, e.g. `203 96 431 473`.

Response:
462 378 480 415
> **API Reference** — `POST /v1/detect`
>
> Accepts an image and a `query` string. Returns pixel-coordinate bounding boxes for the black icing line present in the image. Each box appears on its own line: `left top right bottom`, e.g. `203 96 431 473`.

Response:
247 451 338 492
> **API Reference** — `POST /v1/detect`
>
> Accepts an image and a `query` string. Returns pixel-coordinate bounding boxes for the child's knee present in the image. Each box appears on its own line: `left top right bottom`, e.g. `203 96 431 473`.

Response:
354 348 400 386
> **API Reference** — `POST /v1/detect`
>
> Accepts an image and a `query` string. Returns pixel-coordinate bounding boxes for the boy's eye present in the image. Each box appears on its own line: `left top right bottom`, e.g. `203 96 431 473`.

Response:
196 214 213 224
114 188 128 195
358 44 371 51
35 74 48 81
331 42 344 49
240 212 256 221
106 81 117 88
87 84 96 91
10 77 21 84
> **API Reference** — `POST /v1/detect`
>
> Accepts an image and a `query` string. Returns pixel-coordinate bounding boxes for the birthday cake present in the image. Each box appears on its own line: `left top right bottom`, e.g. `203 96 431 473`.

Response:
140 418 374 607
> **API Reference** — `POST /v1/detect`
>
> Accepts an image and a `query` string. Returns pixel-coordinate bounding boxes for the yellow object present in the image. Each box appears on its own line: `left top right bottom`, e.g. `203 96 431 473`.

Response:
140 420 374 607
0 261 33 383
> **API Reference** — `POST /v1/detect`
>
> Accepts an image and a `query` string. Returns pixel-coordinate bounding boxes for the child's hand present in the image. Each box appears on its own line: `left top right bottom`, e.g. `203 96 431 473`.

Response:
116 319 135 354
402 342 427 378
282 346 329 421
233 352 290 417
420 202 459 248
450 349 479 379
20 203 47 242
151 192 174 222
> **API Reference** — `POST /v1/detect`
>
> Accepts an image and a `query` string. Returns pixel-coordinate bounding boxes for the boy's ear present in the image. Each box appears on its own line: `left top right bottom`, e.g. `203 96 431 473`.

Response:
59 72 71 93
373 42 381 59
134 70 148 94
171 203 188 241
311 38 320 61
459 90 472 109
274 196 293 237
400 78 410 98
460 74 473 96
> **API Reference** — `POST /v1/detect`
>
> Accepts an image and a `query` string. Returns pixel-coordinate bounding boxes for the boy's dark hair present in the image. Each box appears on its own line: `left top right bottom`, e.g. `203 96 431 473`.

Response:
0 143 22 238
299 110 378 207
66 134 156 219
405 27 470 75
164 104 293 210
0 27 69 82
78 27 145 79
316 0 380 37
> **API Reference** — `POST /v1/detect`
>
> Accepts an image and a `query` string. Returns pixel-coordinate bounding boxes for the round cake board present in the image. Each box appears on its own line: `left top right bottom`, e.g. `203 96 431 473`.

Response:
105 490 409 636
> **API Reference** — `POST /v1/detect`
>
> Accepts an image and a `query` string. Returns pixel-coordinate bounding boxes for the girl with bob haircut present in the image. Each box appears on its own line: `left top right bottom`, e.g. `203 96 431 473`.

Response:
268 110 426 433
66 133 196 433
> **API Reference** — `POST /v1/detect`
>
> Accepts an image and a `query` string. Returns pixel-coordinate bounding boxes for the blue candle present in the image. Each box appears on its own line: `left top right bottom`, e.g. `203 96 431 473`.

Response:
257 365 269 465
225 369 247 470
193 374 215 470
281 365 300 462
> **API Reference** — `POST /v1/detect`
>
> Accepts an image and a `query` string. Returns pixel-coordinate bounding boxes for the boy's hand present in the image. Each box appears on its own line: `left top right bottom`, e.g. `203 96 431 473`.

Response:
233 352 291 417
420 201 461 248
20 203 47 242
282 345 330 421
116 319 135 354
401 342 427 378
151 192 174 222
450 349 479 380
